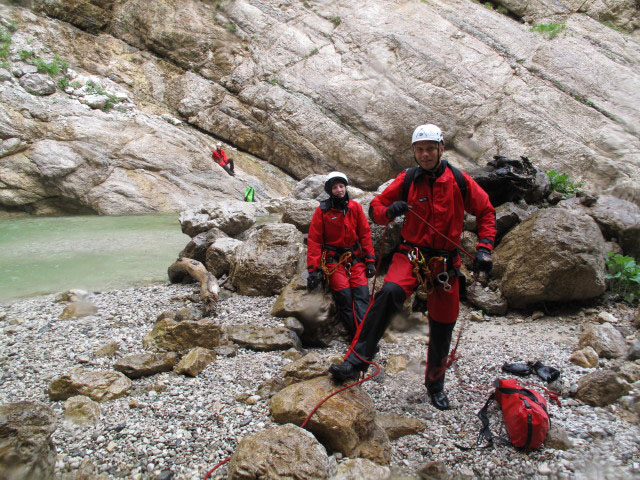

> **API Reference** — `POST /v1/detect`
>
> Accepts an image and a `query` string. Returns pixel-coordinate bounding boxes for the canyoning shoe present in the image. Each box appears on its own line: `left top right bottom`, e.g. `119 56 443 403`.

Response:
530 361 560 383
501 362 532 377
429 390 450 411
329 362 362 383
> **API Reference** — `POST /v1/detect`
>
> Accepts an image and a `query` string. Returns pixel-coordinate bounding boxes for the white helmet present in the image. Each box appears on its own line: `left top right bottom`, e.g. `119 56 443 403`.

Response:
411 124 444 145
324 171 348 195
216 143 222 149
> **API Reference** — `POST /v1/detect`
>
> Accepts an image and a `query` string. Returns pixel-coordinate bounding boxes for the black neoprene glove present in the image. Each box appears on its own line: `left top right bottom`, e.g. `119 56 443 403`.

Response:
386 201 410 219
365 263 376 278
473 247 493 273
307 270 322 292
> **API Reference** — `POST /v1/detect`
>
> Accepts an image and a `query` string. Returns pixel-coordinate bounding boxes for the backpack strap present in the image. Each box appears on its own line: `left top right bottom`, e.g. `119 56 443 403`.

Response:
319 199 331 213
401 162 467 203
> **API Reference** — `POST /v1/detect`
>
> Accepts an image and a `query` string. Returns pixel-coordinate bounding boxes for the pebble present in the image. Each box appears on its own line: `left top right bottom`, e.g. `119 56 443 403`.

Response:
0 283 638 479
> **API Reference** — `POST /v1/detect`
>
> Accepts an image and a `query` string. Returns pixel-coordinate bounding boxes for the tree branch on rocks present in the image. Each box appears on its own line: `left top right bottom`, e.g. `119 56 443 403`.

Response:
168 258 220 314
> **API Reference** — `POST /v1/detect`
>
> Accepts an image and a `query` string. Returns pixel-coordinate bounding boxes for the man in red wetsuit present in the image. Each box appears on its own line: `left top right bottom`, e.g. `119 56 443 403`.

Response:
329 124 496 410
307 172 376 340
212 143 235 176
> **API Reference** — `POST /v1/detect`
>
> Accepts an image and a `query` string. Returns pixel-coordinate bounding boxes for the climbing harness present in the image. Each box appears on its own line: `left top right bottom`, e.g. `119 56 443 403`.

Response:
320 250 353 278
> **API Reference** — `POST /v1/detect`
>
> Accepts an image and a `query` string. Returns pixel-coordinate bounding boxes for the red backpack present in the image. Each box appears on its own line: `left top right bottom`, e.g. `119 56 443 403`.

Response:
477 378 550 450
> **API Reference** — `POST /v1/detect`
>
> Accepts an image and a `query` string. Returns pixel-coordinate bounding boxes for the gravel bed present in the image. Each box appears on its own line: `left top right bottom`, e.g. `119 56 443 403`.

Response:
1 283 638 479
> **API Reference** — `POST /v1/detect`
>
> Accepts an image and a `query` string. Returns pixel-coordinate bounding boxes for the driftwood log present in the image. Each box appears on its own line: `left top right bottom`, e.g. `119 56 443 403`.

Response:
168 258 220 314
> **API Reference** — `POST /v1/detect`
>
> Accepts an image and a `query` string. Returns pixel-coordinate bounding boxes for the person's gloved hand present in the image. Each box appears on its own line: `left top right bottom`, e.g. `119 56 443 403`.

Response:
473 247 492 273
386 201 409 219
307 270 322 292
365 263 376 278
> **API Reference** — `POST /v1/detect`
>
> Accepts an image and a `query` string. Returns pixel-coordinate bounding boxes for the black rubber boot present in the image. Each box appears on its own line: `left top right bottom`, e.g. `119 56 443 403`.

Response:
329 361 363 383
333 287 357 340
429 390 450 410
425 316 456 401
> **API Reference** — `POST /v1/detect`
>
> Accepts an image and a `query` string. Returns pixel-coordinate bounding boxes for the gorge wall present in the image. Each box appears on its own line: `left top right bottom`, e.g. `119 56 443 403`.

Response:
0 0 638 214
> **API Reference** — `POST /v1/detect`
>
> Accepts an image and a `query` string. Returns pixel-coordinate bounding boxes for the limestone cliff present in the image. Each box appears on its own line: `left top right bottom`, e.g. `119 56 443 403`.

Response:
0 0 638 214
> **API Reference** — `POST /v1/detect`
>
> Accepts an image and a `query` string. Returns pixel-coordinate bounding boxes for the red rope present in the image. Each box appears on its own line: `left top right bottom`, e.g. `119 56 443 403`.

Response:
406 208 475 260
203 457 230 479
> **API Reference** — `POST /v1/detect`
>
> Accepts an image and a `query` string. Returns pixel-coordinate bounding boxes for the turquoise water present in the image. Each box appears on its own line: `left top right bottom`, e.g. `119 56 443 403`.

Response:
0 214 190 304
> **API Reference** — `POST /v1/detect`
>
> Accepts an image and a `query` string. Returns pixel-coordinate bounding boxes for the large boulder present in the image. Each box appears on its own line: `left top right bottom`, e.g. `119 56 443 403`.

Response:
280 199 318 234
270 376 391 465
588 194 640 259
179 201 259 238
0 401 57 480
178 228 227 264
577 322 628 359
224 325 301 352
48 369 132 402
576 370 631 407
271 276 341 347
142 319 223 352
230 223 305 296
204 237 243 277
227 424 333 480
281 352 339 386
494 208 607 308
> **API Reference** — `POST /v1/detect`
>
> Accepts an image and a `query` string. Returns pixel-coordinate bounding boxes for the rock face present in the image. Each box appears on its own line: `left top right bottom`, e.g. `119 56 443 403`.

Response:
0 401 57 480
270 376 391 465
142 319 223 352
114 352 179 378
230 223 305 296
280 199 318 233
227 424 333 480
1 0 640 216
48 368 132 402
494 208 607 308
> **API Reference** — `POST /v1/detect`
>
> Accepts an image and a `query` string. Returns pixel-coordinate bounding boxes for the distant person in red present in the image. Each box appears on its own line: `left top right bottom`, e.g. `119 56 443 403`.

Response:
212 143 235 176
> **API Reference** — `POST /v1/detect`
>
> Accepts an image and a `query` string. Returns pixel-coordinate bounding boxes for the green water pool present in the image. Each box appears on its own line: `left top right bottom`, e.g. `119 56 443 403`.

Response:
0 214 190 304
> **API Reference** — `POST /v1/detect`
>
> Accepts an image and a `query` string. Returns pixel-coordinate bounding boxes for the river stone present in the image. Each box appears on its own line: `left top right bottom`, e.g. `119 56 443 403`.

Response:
386 355 410 374
494 208 607 308
178 227 227 264
577 322 627 359
114 352 179 379
417 461 452 480
94 340 119 358
59 301 98 320
205 237 243 277
280 199 318 233
174 347 216 376
224 324 301 352
283 316 304 336
63 395 101 426
271 276 340 347
576 370 631 407
569 346 599 368
465 282 508 315
179 201 258 237
544 423 573 451
18 73 56 96
0 401 57 480
230 223 305 296
281 352 338 386
213 344 238 357
375 413 426 441
54 289 90 303
270 376 391 464
332 458 391 480
227 423 333 480
48 368 131 402
142 318 223 352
